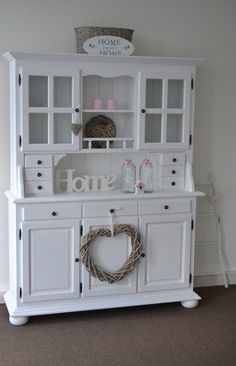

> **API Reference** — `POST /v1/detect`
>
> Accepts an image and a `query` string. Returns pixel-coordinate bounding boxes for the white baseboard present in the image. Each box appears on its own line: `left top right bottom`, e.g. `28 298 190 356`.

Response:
194 270 236 288
0 286 8 304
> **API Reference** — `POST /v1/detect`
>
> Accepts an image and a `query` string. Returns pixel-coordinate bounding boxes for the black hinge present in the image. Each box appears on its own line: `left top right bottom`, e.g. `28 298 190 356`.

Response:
191 220 194 230
19 287 22 299
191 78 194 90
80 225 83 237
18 74 21 86
189 134 192 146
19 228 22 240
189 273 192 284
19 135 22 147
80 282 83 294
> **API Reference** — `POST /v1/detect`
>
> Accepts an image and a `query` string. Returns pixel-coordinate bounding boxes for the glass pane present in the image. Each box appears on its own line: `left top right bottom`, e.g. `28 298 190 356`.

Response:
167 80 184 108
146 79 163 108
54 113 72 144
29 76 48 107
29 113 48 144
145 114 162 143
54 77 72 107
166 114 183 143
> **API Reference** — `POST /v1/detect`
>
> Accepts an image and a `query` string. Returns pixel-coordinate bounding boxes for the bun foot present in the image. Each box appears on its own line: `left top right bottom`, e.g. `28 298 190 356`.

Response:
9 316 29 326
181 300 199 309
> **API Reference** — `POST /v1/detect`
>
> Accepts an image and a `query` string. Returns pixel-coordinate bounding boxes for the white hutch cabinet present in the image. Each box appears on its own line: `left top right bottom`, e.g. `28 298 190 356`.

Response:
3 52 203 325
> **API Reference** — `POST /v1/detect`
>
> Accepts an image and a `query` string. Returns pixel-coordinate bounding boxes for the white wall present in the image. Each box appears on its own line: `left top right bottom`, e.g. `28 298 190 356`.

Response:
0 0 236 293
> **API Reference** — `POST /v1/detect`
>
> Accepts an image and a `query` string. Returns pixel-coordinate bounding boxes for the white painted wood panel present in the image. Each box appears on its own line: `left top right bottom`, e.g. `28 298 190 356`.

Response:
83 201 138 217
24 168 52 181
25 181 53 195
139 199 191 215
25 154 52 168
23 203 81 220
21 220 80 302
138 214 191 292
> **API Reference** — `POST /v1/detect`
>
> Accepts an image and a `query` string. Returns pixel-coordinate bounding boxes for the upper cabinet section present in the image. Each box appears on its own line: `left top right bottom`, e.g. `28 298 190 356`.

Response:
4 52 200 154
139 72 191 150
82 74 136 150
21 65 81 152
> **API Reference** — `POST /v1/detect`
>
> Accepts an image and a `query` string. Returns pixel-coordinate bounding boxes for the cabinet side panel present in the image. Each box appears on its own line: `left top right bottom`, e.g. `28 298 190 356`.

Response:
9 61 18 195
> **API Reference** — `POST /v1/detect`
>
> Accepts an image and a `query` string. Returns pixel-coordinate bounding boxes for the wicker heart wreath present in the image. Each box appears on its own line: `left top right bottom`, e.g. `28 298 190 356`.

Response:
80 224 142 284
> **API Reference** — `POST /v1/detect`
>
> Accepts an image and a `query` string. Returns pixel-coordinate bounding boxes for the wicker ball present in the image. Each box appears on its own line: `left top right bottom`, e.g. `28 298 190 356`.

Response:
85 115 116 148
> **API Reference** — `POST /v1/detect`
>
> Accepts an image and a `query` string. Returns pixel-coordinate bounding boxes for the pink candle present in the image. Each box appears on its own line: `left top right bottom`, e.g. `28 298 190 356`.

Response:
93 98 103 110
106 98 117 110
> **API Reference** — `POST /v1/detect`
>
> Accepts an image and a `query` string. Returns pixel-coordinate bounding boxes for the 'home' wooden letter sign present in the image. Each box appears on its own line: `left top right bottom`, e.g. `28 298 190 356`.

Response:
55 169 117 192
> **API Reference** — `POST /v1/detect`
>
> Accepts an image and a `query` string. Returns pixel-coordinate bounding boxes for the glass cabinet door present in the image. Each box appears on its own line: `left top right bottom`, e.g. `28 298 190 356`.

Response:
139 72 191 150
22 66 80 151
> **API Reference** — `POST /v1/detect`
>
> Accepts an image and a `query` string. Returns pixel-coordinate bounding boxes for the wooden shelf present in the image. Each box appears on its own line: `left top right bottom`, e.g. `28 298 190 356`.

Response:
83 109 135 113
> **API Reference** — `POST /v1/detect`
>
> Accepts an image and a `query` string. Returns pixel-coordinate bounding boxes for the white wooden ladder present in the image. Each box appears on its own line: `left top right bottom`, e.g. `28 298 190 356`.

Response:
196 174 228 288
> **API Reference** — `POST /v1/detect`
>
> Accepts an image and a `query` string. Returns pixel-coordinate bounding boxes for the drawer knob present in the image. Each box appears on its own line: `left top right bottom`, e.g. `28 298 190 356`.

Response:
172 170 176 174
37 160 42 165
141 253 145 257
172 158 177 163
164 205 169 210
141 108 146 113
52 211 57 216
110 209 114 213
37 172 42 177
75 258 79 263
75 108 80 113
171 181 176 186
37 185 42 190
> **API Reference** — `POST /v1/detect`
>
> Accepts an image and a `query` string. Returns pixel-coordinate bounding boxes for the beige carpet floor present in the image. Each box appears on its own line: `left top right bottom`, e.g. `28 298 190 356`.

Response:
0 286 236 366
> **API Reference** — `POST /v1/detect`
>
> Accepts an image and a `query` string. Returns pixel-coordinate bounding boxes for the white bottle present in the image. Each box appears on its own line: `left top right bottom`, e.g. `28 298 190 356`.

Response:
121 160 136 193
140 159 154 193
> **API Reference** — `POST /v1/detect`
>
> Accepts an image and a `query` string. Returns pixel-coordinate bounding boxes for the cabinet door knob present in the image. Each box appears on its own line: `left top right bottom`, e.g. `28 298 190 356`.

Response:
172 170 176 174
171 181 176 186
141 109 146 113
110 209 114 213
37 160 42 165
52 211 57 216
75 258 79 263
75 108 80 113
37 185 42 190
141 253 145 257
164 205 169 210
37 172 42 177
172 158 177 162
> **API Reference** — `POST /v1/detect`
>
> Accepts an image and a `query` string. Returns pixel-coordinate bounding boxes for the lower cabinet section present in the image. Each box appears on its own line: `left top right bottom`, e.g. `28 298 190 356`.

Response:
5 197 200 325
21 219 80 302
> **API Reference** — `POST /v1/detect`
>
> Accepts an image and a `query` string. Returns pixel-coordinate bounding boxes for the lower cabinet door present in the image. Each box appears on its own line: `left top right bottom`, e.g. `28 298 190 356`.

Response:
21 219 80 302
81 216 138 297
138 214 192 292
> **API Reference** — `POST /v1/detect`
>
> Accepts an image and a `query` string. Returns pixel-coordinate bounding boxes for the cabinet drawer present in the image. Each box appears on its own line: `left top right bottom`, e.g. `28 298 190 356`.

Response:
139 199 191 215
24 168 52 181
161 165 185 177
161 177 184 190
24 203 82 220
160 177 185 190
25 181 53 195
25 155 53 168
83 201 138 217
161 153 185 165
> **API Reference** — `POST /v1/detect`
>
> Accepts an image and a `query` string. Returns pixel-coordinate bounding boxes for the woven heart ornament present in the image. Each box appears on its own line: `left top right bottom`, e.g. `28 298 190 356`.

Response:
71 123 82 135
